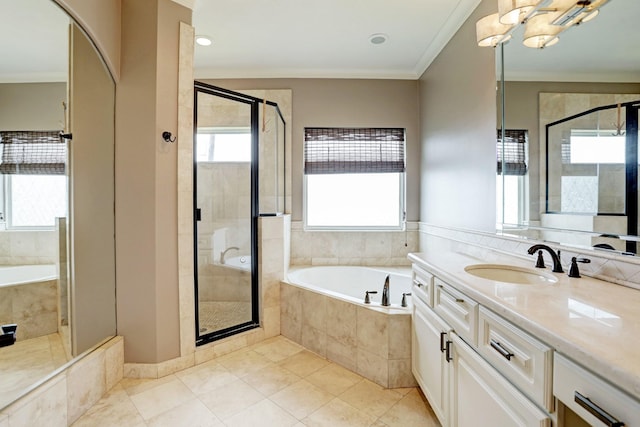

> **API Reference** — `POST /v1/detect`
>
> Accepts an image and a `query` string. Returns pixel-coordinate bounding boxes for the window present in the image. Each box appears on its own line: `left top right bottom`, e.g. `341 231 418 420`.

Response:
196 128 251 162
497 129 528 225
304 127 405 230
0 131 67 228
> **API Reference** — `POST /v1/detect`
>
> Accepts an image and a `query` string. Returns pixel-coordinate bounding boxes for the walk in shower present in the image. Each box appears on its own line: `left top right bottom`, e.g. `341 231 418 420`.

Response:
545 99 639 252
193 83 285 344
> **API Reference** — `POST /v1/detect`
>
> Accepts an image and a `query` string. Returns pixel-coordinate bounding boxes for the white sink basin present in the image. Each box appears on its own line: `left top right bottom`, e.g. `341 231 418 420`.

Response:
464 264 558 285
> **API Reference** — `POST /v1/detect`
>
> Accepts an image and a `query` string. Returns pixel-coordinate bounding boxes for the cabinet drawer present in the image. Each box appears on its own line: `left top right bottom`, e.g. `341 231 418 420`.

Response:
478 307 554 411
450 333 551 427
554 353 640 427
433 279 478 346
412 265 433 307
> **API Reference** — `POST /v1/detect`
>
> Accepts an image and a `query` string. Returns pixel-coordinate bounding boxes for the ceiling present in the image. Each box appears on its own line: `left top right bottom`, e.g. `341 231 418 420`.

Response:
191 0 482 80
1 0 638 83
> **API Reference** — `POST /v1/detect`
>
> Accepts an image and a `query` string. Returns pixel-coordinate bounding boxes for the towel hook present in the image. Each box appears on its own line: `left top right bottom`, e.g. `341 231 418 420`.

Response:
162 131 176 143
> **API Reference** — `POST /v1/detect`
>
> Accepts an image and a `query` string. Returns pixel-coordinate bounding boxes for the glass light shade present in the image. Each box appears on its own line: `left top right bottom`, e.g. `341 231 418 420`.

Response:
522 12 562 48
498 0 540 25
476 13 513 47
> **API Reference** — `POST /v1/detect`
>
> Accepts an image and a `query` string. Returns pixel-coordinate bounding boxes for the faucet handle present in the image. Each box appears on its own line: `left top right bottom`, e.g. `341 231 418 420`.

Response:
535 250 546 268
401 292 412 307
364 290 377 304
568 257 591 278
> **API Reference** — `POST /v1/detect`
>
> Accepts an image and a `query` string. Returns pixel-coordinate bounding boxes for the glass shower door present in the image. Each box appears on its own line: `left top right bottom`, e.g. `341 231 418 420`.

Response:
194 85 258 343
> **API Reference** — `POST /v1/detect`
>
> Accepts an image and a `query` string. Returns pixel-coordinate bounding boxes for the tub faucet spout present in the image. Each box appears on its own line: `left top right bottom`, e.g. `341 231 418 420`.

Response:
381 275 390 306
220 246 239 264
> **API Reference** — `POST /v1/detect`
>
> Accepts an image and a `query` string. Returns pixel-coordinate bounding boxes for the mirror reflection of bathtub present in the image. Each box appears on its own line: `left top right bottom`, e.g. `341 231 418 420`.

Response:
221 255 252 271
0 263 68 405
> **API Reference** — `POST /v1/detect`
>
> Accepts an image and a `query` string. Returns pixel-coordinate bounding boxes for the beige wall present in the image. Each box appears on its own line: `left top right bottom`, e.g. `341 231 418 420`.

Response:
55 0 121 80
418 0 497 232
503 81 640 222
200 78 421 222
0 83 66 130
115 0 191 363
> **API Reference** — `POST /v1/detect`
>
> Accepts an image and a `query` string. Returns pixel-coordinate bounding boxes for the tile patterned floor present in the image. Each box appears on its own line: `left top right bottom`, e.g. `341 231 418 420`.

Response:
72 336 440 427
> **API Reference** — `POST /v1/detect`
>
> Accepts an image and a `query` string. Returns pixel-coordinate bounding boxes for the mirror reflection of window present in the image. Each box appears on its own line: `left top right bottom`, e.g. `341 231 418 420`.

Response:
497 129 528 225
569 131 625 164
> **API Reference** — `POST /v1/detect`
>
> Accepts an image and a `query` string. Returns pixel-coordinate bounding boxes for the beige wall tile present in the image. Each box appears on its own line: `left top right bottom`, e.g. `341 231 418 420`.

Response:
67 349 107 424
388 359 416 388
325 337 357 372
356 349 389 388
356 307 389 359
104 337 124 391
301 327 326 358
388 314 411 359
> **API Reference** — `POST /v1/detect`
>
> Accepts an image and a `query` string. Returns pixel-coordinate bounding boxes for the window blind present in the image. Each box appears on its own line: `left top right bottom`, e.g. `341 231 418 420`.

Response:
304 127 405 174
497 129 527 176
0 131 66 175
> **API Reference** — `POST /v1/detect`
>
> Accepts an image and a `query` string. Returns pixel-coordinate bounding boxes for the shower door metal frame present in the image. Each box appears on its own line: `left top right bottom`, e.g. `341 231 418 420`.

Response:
193 82 260 345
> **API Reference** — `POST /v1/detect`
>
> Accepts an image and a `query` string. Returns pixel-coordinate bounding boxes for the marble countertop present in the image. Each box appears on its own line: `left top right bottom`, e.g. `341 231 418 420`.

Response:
408 250 640 401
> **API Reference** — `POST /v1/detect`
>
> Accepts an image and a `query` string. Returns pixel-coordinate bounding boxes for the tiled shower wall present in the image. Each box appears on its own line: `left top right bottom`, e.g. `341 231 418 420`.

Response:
290 221 419 266
0 230 56 265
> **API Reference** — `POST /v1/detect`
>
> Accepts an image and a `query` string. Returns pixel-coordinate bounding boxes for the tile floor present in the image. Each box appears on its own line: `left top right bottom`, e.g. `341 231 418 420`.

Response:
72 336 440 427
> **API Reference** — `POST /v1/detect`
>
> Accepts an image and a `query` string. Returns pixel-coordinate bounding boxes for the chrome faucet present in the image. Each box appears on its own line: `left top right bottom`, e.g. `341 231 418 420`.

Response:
381 275 390 306
220 246 239 264
527 244 564 273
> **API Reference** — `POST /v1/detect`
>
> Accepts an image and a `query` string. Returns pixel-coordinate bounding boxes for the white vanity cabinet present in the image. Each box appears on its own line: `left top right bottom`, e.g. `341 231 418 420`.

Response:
412 263 551 427
412 293 451 425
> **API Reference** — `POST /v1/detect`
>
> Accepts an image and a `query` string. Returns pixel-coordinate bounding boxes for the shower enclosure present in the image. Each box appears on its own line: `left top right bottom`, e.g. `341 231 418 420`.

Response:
193 83 285 344
545 99 639 252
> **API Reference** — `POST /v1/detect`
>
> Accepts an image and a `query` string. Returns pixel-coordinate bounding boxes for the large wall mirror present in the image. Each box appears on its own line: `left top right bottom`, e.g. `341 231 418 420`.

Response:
497 0 640 253
0 0 116 409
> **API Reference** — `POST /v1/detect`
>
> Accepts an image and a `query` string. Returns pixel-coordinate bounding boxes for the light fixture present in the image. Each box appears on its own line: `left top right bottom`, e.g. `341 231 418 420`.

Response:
369 33 388 45
498 0 540 24
477 0 610 49
550 0 609 26
195 35 212 46
523 12 562 48
476 13 513 47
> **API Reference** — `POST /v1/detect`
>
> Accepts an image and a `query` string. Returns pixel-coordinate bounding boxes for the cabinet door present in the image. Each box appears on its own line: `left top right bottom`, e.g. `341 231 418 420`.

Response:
412 296 450 426
449 333 550 427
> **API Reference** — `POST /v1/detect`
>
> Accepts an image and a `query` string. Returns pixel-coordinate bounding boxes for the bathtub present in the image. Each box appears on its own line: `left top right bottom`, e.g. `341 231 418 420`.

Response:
0 264 57 288
286 265 412 309
281 265 416 389
222 255 252 271
0 264 58 340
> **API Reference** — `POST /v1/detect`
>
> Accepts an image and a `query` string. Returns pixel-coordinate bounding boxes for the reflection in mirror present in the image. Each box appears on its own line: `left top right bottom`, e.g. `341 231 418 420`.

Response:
0 0 116 409
496 0 640 254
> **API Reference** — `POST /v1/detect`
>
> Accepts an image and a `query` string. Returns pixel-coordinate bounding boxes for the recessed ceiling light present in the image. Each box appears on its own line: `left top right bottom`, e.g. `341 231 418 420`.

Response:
369 33 388 45
195 35 212 46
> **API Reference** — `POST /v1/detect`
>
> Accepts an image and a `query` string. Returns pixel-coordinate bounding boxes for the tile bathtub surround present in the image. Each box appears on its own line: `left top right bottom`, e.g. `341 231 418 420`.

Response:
290 221 419 267
0 230 57 266
0 336 124 426
73 336 439 427
280 283 415 389
0 279 58 340
420 223 640 291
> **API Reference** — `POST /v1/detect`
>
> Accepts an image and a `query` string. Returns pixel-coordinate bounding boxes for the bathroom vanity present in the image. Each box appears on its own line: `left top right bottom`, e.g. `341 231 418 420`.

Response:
409 251 640 427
